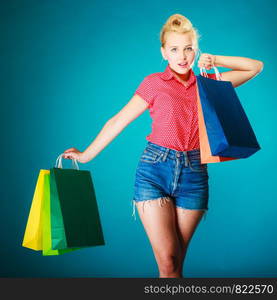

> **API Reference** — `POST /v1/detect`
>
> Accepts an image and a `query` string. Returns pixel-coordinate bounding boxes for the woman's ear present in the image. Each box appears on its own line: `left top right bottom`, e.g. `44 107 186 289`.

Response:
160 47 167 60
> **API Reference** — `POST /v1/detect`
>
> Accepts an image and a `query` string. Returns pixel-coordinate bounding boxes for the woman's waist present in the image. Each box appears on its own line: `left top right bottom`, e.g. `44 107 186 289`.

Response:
145 140 201 160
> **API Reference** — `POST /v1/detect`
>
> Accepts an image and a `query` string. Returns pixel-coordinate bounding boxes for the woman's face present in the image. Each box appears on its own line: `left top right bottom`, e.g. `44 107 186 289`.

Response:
161 32 197 76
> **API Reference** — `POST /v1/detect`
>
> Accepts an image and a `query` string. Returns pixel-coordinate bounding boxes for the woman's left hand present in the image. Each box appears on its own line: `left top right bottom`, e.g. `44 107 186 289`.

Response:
198 53 216 70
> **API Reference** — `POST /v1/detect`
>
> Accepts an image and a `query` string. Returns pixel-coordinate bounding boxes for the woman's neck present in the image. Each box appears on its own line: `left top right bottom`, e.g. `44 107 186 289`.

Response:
171 67 191 85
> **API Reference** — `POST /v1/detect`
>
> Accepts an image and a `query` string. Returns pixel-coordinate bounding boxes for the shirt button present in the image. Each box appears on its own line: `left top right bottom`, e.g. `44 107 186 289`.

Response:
176 153 180 157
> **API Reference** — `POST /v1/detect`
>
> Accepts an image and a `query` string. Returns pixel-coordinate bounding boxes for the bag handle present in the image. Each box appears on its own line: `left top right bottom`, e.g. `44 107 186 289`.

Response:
200 65 222 81
197 49 222 81
55 154 79 170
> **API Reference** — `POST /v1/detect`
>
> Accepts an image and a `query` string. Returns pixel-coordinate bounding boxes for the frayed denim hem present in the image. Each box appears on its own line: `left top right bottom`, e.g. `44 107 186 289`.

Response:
131 197 172 221
131 198 208 222
175 205 208 221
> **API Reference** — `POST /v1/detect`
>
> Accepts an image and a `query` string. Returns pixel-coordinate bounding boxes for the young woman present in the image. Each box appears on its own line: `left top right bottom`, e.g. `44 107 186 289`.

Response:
62 14 263 278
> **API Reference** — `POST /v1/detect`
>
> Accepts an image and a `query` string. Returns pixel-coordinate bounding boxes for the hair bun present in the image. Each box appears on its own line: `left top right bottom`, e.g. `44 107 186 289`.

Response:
172 18 181 26
160 13 201 49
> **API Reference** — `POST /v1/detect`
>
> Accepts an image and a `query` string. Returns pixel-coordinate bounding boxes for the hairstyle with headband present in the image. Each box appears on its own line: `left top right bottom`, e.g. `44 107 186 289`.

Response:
160 14 201 51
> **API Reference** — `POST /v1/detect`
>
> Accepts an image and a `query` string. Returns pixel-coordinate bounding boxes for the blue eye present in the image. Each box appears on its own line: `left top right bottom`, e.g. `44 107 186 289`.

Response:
171 47 193 52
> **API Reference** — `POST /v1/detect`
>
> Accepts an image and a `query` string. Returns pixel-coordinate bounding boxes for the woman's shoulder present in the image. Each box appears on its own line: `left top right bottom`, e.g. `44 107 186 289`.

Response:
135 72 161 93
139 72 164 85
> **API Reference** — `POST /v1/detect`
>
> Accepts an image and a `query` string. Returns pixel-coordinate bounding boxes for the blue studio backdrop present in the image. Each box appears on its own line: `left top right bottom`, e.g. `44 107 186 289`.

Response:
1 0 276 277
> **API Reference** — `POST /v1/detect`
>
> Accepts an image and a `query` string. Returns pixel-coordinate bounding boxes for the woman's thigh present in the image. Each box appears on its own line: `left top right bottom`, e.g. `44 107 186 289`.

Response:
135 198 181 260
175 207 206 245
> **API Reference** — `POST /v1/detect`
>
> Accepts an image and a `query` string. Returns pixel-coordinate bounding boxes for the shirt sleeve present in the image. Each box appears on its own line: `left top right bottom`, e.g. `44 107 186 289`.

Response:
134 76 155 106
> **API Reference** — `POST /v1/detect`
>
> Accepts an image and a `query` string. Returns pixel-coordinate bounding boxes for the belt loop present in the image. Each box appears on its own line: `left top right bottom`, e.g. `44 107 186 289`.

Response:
162 148 169 161
183 151 189 167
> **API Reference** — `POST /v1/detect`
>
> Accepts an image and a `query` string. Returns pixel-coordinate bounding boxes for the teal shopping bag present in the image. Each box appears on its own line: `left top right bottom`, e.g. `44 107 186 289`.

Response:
50 155 105 249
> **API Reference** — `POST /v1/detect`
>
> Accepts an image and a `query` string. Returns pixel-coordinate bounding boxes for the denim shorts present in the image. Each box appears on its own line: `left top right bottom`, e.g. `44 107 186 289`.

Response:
132 141 209 221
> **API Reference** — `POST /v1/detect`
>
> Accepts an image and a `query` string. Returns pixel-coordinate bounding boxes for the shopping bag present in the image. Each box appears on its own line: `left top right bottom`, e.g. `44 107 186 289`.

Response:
196 77 238 163
22 169 48 250
50 165 69 250
22 168 79 255
196 66 261 159
50 154 105 248
42 172 78 256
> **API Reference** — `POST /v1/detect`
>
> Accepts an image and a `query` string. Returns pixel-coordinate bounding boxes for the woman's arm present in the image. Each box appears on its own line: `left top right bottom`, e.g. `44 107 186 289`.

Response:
215 55 264 87
63 94 149 163
198 53 264 88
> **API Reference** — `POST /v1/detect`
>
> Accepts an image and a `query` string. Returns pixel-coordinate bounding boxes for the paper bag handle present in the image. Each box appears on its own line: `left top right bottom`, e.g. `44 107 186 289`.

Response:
200 65 222 81
55 154 79 170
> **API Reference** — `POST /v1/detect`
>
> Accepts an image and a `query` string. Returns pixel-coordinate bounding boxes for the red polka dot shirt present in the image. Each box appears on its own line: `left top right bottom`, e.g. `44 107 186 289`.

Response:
134 63 219 151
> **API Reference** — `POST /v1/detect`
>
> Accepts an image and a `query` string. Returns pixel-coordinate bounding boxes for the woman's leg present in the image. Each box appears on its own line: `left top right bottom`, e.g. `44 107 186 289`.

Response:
174 208 206 276
135 197 183 278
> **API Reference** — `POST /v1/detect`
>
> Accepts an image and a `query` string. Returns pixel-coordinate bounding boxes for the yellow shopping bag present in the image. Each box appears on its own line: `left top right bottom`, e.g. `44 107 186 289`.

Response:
22 169 49 250
22 168 79 255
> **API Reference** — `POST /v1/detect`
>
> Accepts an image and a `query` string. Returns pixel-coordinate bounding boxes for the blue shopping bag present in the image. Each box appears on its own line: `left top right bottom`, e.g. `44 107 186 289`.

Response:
196 66 261 158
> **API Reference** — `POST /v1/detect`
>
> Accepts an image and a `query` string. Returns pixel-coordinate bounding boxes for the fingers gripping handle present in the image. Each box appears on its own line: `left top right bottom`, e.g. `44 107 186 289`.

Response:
55 154 79 170
200 65 222 81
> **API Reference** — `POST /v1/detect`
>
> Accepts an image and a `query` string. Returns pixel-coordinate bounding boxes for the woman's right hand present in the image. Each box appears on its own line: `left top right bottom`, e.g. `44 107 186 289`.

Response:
62 147 89 163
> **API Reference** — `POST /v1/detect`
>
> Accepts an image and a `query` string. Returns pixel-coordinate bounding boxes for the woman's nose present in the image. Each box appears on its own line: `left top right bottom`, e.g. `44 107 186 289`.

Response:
179 52 187 60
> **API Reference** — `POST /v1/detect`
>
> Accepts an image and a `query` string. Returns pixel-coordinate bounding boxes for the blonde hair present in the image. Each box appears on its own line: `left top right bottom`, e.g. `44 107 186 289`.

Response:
160 14 200 50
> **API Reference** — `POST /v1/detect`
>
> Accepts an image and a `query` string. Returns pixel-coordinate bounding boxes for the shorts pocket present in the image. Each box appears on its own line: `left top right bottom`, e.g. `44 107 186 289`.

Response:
140 147 163 164
188 159 208 172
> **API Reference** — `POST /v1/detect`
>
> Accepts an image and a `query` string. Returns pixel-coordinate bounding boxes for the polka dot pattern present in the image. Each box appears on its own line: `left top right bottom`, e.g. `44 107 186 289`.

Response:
134 63 219 151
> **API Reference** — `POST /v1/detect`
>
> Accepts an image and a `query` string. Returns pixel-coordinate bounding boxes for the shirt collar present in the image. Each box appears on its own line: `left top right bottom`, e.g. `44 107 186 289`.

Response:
160 63 196 88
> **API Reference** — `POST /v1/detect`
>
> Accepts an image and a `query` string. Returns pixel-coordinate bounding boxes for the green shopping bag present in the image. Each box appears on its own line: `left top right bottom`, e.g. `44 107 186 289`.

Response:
49 169 68 250
42 172 78 256
50 154 105 249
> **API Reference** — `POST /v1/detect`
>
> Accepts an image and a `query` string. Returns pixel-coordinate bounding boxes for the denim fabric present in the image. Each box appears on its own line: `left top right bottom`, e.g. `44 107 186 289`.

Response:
132 141 209 221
